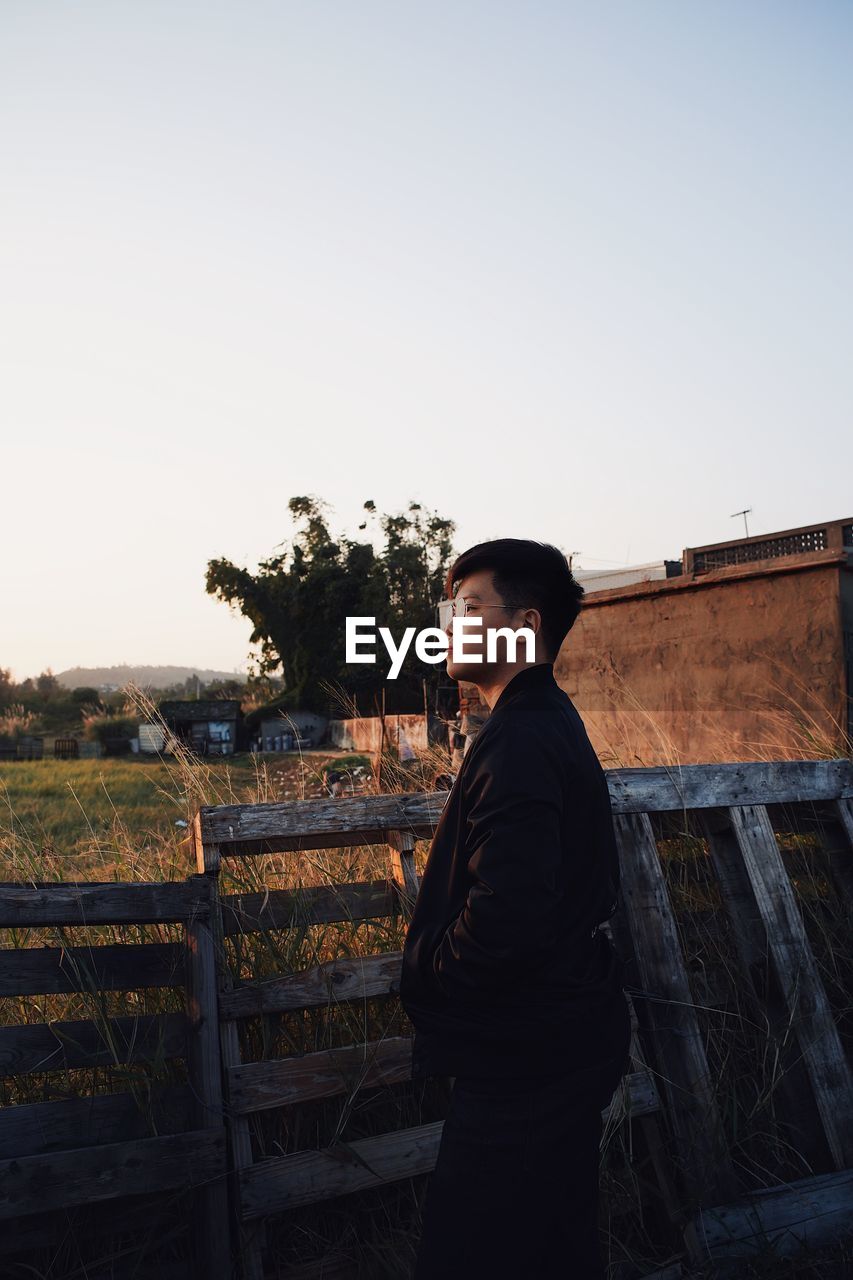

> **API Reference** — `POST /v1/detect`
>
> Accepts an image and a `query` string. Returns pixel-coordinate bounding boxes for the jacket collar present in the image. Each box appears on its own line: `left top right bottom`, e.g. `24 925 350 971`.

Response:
490 661 557 713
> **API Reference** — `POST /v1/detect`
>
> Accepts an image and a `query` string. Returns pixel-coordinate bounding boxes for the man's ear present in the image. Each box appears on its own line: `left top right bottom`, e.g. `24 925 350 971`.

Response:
521 607 541 636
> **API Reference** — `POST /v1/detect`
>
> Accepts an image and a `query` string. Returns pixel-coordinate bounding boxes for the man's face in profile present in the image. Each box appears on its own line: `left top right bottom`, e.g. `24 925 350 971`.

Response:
441 569 533 682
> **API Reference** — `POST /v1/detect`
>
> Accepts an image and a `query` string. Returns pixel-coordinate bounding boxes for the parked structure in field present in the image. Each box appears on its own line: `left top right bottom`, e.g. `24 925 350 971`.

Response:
254 710 328 752
328 712 429 756
157 699 242 756
556 515 853 765
138 724 168 755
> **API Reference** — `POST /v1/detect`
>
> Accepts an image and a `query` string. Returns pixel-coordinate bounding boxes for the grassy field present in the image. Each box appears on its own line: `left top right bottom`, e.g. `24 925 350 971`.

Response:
0 751 369 880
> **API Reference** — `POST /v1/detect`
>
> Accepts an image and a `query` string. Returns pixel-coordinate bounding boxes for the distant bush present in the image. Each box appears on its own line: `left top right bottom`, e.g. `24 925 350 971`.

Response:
71 687 102 705
0 704 36 739
82 712 138 746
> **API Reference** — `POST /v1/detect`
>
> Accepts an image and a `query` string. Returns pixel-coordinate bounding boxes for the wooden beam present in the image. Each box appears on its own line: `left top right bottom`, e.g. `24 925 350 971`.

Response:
219 950 402 1021
185 904 233 1280
221 880 397 936
830 796 853 900
0 1084 192 1159
229 1035 414 1114
0 1127 226 1220
197 793 445 855
387 830 420 919
192 761 853 856
726 804 853 1168
228 1033 661 1117
0 1184 192 1256
0 878 209 927
614 811 737 1206
688 1168 853 1261
203 845 268 1280
0 941 185 996
699 807 831 1172
0 1011 187 1076
239 1120 444 1218
606 759 853 816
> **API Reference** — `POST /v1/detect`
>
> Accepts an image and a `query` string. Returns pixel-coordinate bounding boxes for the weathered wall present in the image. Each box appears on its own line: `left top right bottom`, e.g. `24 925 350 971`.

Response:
553 555 849 766
328 713 429 755
840 566 853 745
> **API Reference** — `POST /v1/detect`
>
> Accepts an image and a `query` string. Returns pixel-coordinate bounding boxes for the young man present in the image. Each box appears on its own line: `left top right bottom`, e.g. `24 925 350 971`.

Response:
399 538 631 1280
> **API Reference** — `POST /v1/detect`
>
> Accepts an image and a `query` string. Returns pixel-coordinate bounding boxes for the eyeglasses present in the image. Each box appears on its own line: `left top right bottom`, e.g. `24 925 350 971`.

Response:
435 595 527 630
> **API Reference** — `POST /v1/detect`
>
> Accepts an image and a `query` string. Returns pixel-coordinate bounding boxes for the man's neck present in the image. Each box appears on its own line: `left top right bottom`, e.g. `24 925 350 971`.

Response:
473 660 551 711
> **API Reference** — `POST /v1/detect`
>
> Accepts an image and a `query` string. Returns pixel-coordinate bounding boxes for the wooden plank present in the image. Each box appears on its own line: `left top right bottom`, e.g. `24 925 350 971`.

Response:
236 1071 650 1228
0 1184 191 1255
0 1083 192 1159
230 1035 413 1113
185 906 233 1280
0 940 185 996
829 796 853 899
221 880 397 936
387 830 420 919
200 842 268 1280
228 1034 660 1118
622 1067 662 1120
613 811 737 1206
726 804 853 1168
0 1011 187 1076
607 759 853 815
688 1168 853 1261
195 793 445 856
0 1127 226 1220
699 807 833 1172
219 951 402 1021
240 1120 445 1218
0 878 209 927
834 795 853 849
193 761 853 856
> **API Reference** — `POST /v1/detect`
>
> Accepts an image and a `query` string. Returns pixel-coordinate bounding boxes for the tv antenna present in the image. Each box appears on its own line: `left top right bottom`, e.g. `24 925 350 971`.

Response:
731 508 752 537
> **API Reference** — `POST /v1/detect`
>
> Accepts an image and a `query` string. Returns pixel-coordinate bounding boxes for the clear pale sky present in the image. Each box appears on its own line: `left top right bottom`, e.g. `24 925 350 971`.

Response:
2 2 850 680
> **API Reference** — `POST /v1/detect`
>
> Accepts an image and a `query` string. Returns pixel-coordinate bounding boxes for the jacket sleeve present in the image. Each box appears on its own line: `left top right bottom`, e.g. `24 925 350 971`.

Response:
431 721 565 1001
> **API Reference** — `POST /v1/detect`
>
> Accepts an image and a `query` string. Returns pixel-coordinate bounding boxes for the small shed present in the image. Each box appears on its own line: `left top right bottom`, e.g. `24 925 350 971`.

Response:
158 700 242 756
256 710 328 752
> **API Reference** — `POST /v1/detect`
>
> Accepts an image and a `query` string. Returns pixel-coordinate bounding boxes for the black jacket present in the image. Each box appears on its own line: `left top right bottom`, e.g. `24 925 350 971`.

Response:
399 662 629 1079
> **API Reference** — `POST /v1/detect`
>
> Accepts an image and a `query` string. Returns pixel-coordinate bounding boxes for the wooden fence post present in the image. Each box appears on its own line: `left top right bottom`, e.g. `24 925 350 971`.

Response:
613 811 737 1210
185 876 234 1279
387 830 419 920
722 803 853 1169
194 819 268 1280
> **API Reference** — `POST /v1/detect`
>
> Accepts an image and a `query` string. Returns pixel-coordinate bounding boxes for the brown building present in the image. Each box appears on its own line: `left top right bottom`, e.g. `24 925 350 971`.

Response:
555 517 853 766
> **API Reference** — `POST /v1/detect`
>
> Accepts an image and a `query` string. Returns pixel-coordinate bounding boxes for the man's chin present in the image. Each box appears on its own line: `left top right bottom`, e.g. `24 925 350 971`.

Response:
445 658 486 683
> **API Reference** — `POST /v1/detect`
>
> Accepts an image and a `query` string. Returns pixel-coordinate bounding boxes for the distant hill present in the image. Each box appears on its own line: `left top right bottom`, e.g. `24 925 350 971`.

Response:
55 665 248 691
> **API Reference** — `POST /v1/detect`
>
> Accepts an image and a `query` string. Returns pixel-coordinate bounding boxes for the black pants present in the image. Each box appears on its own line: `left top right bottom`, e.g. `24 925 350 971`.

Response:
413 1047 629 1280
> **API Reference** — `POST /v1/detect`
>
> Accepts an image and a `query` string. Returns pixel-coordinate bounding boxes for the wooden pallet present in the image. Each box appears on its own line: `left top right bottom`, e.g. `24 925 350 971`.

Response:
0 878 231 1277
191 757 853 1276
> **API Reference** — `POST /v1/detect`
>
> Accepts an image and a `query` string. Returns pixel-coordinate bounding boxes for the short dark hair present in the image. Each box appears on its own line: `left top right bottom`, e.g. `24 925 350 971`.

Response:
444 539 584 660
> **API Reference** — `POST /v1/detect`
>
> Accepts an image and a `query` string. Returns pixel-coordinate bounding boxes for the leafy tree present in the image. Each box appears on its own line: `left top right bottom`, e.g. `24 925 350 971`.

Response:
205 496 455 713
71 686 102 705
36 670 60 700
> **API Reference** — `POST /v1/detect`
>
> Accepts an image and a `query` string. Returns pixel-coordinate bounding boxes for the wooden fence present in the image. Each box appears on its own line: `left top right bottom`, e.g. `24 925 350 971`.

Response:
0 878 230 1275
2 758 853 1277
